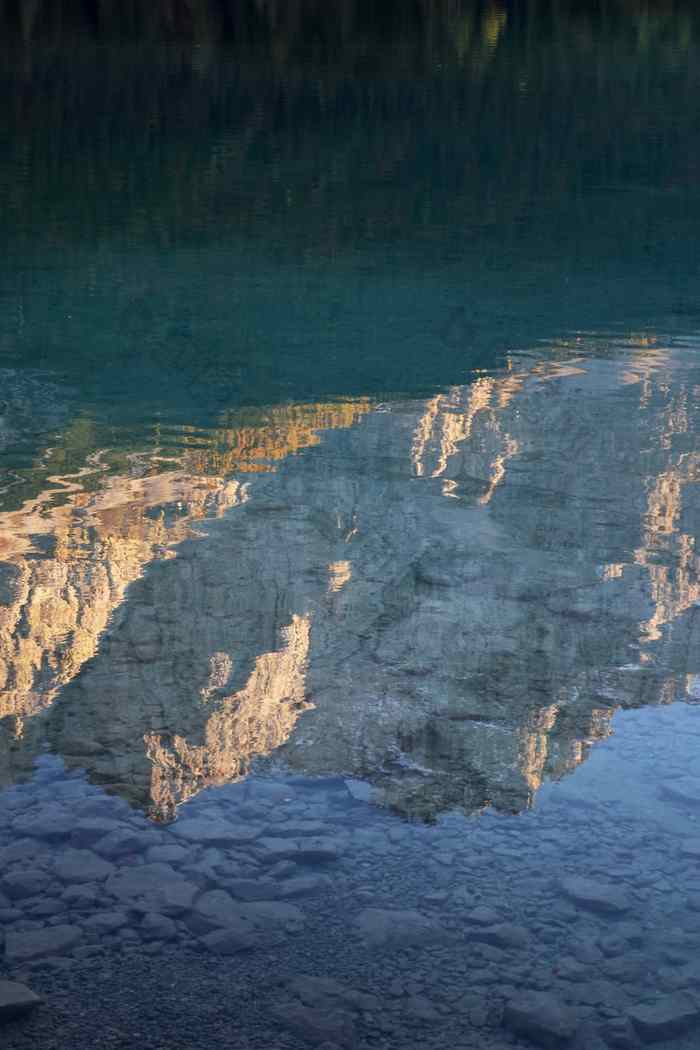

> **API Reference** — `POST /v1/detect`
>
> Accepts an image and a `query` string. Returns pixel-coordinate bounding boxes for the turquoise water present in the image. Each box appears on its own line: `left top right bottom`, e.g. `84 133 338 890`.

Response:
2 4 700 1048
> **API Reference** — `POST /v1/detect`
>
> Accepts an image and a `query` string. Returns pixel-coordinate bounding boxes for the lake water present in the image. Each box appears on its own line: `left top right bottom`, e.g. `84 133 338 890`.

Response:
2 3 700 1048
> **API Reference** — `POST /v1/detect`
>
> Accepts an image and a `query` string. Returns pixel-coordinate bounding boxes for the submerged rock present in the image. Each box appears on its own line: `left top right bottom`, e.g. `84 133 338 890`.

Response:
503 992 577 1048
4 924 83 963
628 994 700 1043
199 927 257 954
271 1001 355 1048
81 911 130 934
470 923 529 950
1 870 51 901
559 877 629 916
171 817 262 845
659 778 700 807
255 835 343 864
141 912 177 941
13 807 74 841
192 889 303 937
0 980 42 1022
355 907 450 948
285 975 380 1014
466 905 502 926
93 829 154 858
54 849 115 884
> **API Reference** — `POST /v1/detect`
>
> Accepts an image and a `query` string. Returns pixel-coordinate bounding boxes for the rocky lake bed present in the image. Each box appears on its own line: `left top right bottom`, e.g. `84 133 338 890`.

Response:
2 700 700 1050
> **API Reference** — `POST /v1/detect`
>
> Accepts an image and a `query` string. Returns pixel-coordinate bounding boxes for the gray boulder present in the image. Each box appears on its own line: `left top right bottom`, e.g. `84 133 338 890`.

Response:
105 864 196 917
4 924 83 963
54 849 115 884
141 913 177 942
559 877 629 916
628 994 700 1043
0 980 42 1022
2 870 51 901
171 818 262 845
355 908 450 949
503 992 577 1048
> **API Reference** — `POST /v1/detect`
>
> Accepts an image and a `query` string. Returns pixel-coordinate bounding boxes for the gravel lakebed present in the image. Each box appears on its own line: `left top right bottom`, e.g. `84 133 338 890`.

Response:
2 705 700 1050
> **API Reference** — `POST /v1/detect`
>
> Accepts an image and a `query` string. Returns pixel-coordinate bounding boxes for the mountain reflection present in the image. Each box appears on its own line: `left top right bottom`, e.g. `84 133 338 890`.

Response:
0 398 369 810
2 338 699 821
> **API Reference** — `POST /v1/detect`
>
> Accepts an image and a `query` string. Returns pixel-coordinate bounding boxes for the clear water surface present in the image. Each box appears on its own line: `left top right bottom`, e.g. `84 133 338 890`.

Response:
1 4 700 1049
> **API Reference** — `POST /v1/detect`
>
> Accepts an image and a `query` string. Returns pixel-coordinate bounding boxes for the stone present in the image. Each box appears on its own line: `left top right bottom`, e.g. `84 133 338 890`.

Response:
628 994 700 1043
471 923 529 950
469 1005 490 1027
406 994 441 1021
272 1002 355 1047
192 890 303 939
600 1016 637 1049
285 976 379 1014
4 924 83 963
601 954 650 984
82 911 130 933
559 877 629 916
0 840 52 867
2 870 51 901
150 879 199 916
0 980 42 1021
245 780 293 803
146 844 189 864
71 818 122 846
62 884 101 907
141 913 177 941
278 875 330 898
103 865 197 916
93 829 153 858
256 836 343 864
263 821 328 838
171 818 262 845
552 957 587 982
423 890 449 905
226 879 280 901
54 849 115 884
297 836 344 862
27 899 65 918
355 908 450 949
659 778 700 807
344 779 376 803
105 863 184 905
466 905 502 926
200 928 256 954
255 837 302 863
433 850 455 867
503 992 577 1048
13 807 74 841
572 939 604 965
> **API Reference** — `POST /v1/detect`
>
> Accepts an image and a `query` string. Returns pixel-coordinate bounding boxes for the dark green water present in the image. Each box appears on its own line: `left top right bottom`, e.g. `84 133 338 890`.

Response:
2 4 700 1049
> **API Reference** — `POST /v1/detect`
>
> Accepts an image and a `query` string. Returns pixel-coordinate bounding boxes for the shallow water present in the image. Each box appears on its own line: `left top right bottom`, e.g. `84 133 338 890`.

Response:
2 4 700 1049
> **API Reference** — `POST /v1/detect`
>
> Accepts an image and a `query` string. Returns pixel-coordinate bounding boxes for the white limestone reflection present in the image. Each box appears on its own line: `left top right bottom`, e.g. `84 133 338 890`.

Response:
2 339 700 820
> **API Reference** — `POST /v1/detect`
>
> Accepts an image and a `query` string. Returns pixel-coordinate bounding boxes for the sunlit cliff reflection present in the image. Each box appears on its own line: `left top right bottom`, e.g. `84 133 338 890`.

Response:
0 399 369 808
2 342 700 820
145 614 311 820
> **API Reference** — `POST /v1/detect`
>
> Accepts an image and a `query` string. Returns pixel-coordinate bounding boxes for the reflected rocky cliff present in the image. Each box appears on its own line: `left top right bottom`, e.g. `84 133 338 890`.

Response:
1 339 700 821
0 399 369 805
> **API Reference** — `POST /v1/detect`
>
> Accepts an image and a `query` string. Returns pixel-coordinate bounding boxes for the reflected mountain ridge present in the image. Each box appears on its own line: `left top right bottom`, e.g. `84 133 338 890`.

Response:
2 336 699 821
0 397 370 806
